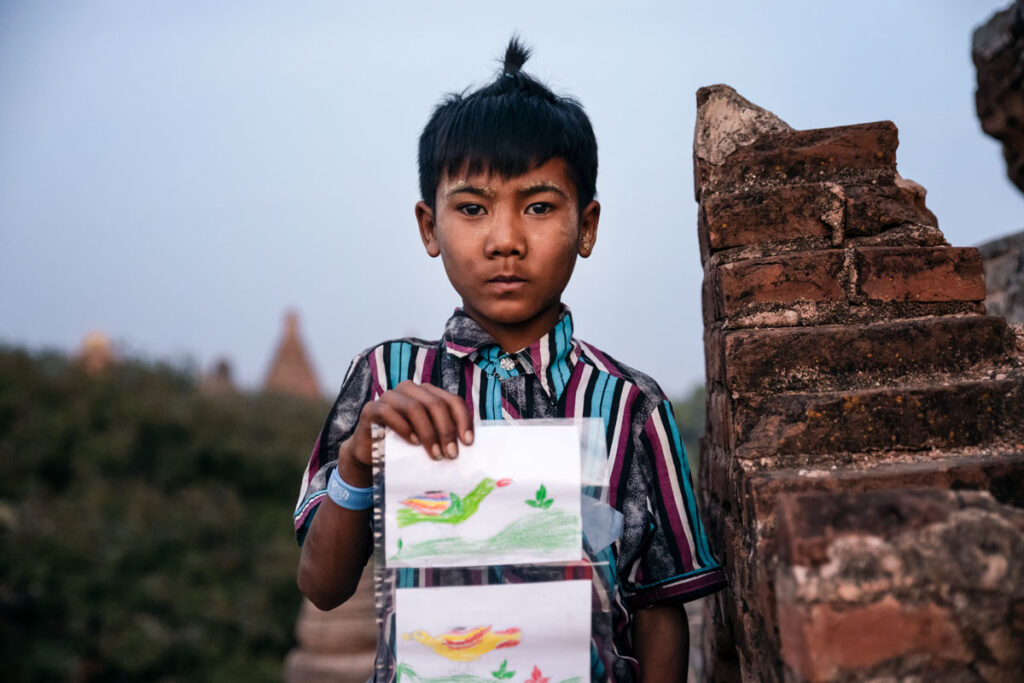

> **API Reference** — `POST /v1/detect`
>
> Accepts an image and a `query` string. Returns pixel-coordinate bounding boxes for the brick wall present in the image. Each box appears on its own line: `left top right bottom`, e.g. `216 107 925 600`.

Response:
974 0 1024 194
695 85 1024 682
979 231 1024 325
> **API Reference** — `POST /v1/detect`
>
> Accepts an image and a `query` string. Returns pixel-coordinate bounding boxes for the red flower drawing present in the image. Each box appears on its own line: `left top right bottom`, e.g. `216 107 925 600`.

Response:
525 666 549 683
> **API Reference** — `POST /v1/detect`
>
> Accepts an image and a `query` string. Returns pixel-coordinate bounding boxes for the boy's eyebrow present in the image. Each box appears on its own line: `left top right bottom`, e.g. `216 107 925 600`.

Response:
517 182 568 199
445 182 495 199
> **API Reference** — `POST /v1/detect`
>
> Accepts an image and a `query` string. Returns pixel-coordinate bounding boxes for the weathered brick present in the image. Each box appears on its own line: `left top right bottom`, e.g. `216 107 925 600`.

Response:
843 182 937 237
778 596 970 682
707 390 733 452
743 451 1024 532
855 246 986 302
718 251 846 316
774 488 959 567
701 183 842 250
722 315 1013 392
704 324 725 387
696 121 898 197
702 268 722 326
731 375 1024 459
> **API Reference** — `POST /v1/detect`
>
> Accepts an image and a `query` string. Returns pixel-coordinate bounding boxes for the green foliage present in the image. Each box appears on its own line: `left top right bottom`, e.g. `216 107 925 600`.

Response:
0 346 329 682
491 659 515 679
524 483 553 509
671 384 706 479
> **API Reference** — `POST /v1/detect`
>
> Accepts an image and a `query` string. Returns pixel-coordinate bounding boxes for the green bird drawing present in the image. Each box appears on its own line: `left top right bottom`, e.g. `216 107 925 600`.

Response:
397 477 512 527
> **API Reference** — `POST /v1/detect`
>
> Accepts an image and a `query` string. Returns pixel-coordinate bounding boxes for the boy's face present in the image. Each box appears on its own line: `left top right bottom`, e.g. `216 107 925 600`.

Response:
416 158 600 352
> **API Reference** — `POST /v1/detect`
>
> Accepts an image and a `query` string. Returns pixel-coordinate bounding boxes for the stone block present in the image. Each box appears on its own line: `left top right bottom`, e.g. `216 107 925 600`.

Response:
702 268 722 326
722 315 1013 392
717 251 846 316
707 390 734 452
855 246 986 303
774 488 1024 681
742 451 1024 530
973 0 1024 193
774 488 958 567
777 596 970 682
843 182 937 236
284 650 377 683
704 324 725 387
700 183 842 250
731 374 1024 459
696 121 898 197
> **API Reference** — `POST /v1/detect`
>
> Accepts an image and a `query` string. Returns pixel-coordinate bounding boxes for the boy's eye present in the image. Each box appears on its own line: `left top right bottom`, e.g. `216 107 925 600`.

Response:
458 204 486 217
525 202 553 216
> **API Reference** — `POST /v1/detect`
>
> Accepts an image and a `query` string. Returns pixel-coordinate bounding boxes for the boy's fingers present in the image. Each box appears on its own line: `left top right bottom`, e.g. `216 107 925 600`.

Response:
355 403 413 466
381 390 442 460
399 382 459 458
421 384 473 445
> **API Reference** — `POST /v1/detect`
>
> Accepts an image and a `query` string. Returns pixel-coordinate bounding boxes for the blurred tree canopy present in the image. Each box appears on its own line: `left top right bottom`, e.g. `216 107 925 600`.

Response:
672 385 706 479
0 347 327 682
0 345 710 681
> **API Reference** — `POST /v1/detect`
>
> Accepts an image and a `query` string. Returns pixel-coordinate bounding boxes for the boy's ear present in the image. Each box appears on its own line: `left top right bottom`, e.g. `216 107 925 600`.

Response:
416 201 441 258
577 200 600 258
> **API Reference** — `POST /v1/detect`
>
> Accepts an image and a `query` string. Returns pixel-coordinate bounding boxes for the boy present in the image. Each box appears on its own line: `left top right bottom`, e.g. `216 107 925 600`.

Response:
294 39 725 682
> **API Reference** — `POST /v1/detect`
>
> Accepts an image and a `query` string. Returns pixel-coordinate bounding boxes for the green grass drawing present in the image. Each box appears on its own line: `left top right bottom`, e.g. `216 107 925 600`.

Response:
397 663 579 683
389 507 579 562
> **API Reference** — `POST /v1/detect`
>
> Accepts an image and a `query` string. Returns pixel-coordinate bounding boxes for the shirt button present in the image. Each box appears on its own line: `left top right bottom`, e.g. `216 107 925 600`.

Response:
499 356 516 371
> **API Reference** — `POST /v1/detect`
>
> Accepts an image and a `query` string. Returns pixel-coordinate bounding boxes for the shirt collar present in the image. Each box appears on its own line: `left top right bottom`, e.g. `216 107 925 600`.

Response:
442 306 579 401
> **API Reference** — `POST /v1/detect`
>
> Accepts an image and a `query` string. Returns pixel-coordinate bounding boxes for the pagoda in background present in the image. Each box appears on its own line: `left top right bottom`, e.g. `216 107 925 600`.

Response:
264 310 321 399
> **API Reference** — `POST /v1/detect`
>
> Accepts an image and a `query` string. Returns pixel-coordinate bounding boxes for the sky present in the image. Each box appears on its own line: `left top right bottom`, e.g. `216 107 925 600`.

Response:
1 0 1021 399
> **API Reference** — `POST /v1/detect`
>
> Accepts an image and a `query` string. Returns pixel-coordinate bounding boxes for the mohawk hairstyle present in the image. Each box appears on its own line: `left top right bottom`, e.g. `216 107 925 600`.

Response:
418 37 598 213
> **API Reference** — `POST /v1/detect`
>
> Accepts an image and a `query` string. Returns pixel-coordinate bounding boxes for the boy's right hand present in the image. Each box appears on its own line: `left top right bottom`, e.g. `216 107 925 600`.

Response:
338 381 473 486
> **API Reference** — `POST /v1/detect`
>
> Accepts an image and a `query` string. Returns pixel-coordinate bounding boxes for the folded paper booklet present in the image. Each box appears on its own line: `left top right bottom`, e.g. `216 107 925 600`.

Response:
383 422 584 568
395 581 591 683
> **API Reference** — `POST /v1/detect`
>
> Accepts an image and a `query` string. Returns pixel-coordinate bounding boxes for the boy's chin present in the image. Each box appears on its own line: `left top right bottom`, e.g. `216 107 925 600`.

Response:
465 301 560 328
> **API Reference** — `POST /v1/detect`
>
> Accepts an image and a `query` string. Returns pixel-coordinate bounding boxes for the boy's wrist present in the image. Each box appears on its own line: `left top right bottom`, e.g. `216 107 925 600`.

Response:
338 440 373 489
327 467 373 510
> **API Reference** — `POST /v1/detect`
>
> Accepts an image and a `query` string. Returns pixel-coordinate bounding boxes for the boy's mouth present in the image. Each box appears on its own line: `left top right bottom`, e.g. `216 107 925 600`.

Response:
487 275 528 292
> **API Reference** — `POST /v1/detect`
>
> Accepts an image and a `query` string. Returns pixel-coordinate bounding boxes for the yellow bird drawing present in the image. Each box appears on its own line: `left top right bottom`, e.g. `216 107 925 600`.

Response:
402 625 522 661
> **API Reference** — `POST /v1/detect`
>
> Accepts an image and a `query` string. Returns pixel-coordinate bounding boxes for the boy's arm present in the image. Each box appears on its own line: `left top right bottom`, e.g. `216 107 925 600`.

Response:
297 448 374 610
634 603 690 683
297 380 473 611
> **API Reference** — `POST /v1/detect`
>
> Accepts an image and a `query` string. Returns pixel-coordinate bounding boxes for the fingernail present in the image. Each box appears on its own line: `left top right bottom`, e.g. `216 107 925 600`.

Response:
464 431 474 445
431 444 442 460
410 434 420 445
446 442 458 458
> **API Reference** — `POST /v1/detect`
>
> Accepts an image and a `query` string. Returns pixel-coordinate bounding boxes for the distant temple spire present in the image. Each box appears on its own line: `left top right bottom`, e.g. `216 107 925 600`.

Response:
263 310 321 399
77 331 114 374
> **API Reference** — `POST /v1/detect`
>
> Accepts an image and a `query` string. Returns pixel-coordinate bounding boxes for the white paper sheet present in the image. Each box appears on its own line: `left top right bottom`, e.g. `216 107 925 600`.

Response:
395 581 591 683
384 422 583 568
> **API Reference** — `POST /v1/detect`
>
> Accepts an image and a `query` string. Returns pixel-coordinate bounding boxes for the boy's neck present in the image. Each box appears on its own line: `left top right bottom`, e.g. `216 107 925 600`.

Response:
462 302 563 355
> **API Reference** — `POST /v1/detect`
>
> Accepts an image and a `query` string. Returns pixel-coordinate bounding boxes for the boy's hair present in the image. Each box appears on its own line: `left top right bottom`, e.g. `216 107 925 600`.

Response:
418 37 598 212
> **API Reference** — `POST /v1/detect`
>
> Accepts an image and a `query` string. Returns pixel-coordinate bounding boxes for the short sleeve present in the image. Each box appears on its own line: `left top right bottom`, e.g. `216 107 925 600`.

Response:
292 353 375 545
618 399 726 609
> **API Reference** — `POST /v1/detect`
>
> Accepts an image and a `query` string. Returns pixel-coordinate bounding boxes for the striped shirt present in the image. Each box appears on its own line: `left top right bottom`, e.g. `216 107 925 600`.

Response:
294 308 725 681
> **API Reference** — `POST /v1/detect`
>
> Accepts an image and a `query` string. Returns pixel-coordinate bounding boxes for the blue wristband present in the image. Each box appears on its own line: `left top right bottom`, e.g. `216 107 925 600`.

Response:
327 467 373 510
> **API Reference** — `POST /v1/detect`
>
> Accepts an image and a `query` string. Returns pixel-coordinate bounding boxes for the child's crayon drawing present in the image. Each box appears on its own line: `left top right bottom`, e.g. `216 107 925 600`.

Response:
524 666 548 683
395 582 590 683
395 663 579 683
491 659 515 679
390 506 579 564
402 625 521 661
524 484 554 509
384 424 584 568
398 478 513 527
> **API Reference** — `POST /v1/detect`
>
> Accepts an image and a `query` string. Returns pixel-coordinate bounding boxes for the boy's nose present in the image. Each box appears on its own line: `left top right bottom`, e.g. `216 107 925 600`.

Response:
485 214 526 257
